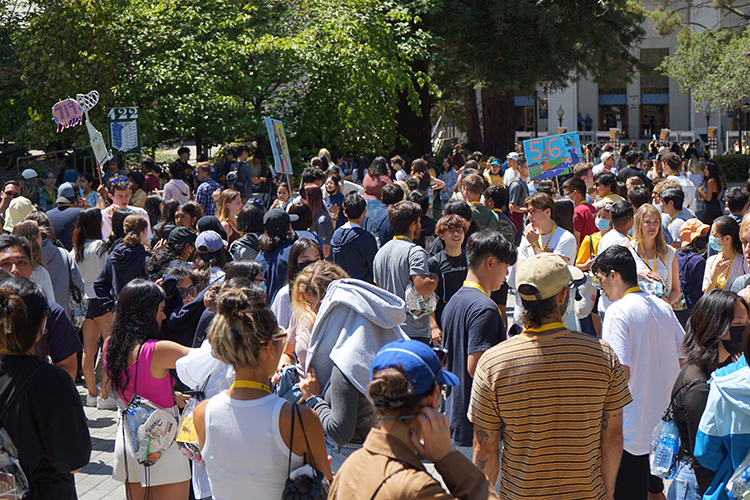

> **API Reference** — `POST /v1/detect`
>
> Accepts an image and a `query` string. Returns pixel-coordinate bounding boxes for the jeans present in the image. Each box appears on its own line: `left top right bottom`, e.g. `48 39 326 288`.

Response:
667 462 701 500
326 436 361 473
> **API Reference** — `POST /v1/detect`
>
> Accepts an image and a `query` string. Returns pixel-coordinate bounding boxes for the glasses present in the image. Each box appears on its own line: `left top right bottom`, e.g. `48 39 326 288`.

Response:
590 273 607 290
444 228 464 235
178 284 199 300
111 177 128 186
432 347 448 368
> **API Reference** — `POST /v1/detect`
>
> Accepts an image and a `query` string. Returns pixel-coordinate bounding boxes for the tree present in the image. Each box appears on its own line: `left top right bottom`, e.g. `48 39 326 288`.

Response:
426 0 646 155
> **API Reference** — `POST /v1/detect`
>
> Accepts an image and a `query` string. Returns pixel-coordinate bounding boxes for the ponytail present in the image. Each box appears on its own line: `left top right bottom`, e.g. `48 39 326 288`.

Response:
122 214 148 247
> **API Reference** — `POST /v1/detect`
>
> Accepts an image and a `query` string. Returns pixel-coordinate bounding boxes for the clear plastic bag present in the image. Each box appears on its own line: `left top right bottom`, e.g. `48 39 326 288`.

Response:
0 427 29 500
726 447 750 500
176 397 203 462
648 417 680 479
121 397 178 466
405 283 437 320
639 277 665 298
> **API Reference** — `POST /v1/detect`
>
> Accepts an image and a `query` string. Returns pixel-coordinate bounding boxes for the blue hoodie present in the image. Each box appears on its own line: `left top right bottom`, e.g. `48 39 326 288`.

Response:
695 358 750 500
331 222 377 284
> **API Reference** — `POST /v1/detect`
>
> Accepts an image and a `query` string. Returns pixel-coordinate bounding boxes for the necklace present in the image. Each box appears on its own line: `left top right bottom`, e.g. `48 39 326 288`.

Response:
230 380 271 393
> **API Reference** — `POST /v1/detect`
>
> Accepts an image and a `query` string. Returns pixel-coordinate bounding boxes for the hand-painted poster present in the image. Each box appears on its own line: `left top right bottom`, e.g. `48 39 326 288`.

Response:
523 132 581 181
263 117 292 175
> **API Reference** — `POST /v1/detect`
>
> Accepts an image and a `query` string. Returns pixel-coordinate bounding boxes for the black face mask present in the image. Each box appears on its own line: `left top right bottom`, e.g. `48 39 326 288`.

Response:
326 189 336 195
722 325 746 355
297 259 317 274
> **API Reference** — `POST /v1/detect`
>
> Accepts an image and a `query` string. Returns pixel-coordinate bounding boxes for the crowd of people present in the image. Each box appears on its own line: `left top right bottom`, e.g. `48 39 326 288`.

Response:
3 140 750 500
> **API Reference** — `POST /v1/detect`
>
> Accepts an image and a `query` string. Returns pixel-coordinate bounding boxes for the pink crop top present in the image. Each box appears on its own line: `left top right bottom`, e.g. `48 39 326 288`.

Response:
103 339 175 408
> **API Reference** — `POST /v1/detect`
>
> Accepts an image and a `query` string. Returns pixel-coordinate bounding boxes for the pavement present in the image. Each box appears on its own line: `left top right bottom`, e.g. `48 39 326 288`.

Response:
74 388 123 500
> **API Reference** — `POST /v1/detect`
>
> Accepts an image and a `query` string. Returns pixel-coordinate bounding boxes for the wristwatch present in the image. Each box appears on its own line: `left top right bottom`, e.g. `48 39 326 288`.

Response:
304 396 323 408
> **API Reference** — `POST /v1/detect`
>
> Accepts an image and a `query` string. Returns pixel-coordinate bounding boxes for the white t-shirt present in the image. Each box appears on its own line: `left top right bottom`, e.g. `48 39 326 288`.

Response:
101 204 153 241
516 225 577 267
602 290 684 455
503 168 520 187
596 230 631 314
667 174 697 213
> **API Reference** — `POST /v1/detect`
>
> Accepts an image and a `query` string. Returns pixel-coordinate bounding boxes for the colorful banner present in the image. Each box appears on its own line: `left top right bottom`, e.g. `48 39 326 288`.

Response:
523 132 581 181
52 99 84 132
263 117 292 175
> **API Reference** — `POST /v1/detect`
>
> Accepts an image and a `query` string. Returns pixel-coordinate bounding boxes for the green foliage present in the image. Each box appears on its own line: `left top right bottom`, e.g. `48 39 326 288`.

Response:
660 28 750 113
427 0 646 94
7 0 430 166
713 154 749 182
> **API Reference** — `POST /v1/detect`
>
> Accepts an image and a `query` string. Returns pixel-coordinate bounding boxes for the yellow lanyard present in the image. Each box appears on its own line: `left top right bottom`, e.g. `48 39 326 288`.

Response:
469 201 482 206
542 225 557 252
623 286 641 298
492 209 503 214
718 252 737 289
523 322 565 334
393 235 410 241
463 281 489 297
230 380 271 393
668 211 682 225
639 242 657 272
463 281 502 314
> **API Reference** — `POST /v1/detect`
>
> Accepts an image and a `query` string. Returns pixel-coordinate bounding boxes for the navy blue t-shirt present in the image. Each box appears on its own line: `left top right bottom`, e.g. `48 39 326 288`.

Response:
428 251 467 330
257 240 293 304
331 223 378 283
363 205 393 246
441 286 505 447
37 301 82 364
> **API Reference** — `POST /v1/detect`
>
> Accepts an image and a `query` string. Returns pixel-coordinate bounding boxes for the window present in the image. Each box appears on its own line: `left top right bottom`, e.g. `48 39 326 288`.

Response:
640 48 670 95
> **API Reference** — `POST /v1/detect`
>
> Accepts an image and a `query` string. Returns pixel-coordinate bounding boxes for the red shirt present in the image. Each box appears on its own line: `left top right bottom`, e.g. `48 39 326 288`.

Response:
574 202 597 240
144 173 161 193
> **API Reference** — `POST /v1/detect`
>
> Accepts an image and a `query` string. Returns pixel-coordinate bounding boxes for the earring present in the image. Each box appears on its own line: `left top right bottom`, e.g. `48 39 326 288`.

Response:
3 319 11 335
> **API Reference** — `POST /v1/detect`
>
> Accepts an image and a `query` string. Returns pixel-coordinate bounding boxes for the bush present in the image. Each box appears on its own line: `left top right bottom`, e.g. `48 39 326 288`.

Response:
713 154 750 182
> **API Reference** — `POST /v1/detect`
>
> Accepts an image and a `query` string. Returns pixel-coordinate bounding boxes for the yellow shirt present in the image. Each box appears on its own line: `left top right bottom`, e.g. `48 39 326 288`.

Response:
484 170 504 186
576 231 606 265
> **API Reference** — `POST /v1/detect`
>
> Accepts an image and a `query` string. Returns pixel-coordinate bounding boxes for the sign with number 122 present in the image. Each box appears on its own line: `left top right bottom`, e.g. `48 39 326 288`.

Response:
522 132 581 181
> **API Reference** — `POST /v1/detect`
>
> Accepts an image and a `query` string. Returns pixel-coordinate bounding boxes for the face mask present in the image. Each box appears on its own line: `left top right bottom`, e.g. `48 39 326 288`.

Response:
709 236 723 252
595 218 610 231
722 325 746 355
297 259 317 274
258 282 267 294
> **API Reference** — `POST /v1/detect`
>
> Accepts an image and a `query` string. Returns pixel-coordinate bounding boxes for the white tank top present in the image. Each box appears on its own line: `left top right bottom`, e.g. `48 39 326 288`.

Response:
202 392 304 500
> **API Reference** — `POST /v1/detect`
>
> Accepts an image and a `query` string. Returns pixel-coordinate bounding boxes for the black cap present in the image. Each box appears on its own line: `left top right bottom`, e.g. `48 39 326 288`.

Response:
263 209 299 235
167 227 197 248
197 216 228 241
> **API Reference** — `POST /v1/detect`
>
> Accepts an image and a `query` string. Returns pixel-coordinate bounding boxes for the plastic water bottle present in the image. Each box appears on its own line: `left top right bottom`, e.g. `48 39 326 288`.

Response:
651 420 679 477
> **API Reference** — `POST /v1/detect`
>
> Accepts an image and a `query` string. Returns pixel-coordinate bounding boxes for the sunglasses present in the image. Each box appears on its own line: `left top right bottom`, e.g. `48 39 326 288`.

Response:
432 347 448 368
111 176 128 186
263 327 288 344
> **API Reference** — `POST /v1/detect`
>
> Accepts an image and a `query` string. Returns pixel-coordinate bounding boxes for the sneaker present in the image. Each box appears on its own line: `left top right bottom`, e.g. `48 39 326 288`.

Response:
97 395 117 410
86 393 98 407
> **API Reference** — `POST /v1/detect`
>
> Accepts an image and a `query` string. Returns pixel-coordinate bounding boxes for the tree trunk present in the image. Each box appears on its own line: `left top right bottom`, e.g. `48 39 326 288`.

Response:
464 86 482 151
394 60 431 158
194 134 203 159
500 89 516 153
481 86 515 156
481 86 502 156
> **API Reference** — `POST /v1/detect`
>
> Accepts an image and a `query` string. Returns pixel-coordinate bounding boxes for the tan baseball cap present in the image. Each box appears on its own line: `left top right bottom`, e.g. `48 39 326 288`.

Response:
517 253 584 301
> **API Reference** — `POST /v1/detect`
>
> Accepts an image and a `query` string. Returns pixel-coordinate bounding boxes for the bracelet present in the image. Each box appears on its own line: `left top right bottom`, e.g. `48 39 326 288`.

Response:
304 396 323 408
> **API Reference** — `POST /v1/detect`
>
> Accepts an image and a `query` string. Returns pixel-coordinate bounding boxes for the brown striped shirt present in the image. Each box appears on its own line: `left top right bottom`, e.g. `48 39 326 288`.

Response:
468 328 632 500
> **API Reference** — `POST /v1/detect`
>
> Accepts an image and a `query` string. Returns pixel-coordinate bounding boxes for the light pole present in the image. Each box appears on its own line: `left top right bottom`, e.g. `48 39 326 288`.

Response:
557 105 564 128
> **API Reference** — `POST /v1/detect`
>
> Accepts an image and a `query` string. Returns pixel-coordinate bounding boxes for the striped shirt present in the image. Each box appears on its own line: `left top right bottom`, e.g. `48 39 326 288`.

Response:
469 328 632 500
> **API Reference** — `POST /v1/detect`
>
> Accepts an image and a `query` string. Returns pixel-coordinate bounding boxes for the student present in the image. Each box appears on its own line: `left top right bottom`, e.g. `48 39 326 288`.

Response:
659 186 694 247
406 189 436 249
230 203 265 262
0 276 91 499
363 182 404 248
100 177 152 241
482 184 516 244
725 186 749 226
45 182 81 251
508 160 530 243
462 173 500 231
562 176 596 246
163 162 191 203
257 209 299 303
140 157 162 193
331 193 377 283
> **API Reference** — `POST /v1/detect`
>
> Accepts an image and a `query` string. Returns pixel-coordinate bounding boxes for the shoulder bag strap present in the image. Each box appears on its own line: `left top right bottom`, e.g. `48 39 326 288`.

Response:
0 364 45 423
294 403 317 470
370 468 408 500
126 343 145 407
287 402 296 478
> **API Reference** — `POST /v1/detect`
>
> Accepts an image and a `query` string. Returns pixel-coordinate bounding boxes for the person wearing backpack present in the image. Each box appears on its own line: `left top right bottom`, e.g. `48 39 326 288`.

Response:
0 275 91 499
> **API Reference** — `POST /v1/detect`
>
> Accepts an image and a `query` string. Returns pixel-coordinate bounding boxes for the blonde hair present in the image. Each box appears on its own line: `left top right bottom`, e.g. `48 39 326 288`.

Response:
216 189 240 223
208 288 279 369
394 180 410 197
291 261 349 318
633 204 668 259
122 214 148 247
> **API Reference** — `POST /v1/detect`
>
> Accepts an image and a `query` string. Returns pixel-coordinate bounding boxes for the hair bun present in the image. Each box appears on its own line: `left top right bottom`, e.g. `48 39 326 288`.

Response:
0 288 26 322
217 289 248 319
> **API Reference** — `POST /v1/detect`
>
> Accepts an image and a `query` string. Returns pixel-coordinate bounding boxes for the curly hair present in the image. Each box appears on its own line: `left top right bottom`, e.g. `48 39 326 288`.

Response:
291 260 348 317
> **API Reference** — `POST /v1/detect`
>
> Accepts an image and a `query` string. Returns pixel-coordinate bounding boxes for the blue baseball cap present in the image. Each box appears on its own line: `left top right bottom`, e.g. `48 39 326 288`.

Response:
195 230 227 253
370 340 459 395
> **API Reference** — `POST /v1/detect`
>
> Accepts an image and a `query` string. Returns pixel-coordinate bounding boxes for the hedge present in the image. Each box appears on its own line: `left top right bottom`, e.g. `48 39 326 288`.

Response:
713 154 750 183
